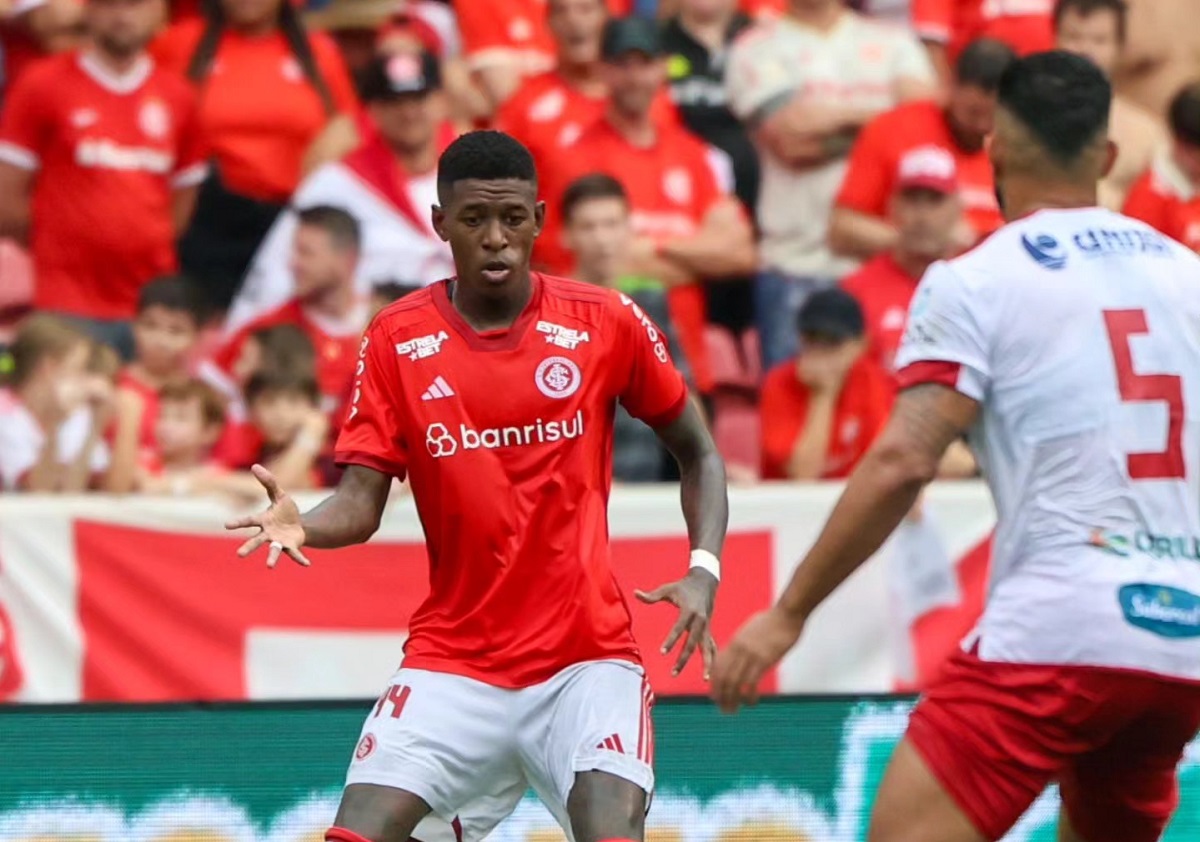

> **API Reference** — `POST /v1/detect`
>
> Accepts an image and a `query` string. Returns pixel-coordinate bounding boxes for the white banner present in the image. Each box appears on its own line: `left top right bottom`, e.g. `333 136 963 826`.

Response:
0 483 995 702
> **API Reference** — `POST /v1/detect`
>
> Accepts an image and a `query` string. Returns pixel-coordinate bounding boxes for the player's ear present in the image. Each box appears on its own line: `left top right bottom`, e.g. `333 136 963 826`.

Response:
533 200 546 237
1102 139 1119 179
431 205 449 242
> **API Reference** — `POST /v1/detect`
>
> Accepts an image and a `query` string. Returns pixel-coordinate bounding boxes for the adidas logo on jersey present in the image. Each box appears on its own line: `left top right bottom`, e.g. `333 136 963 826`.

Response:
421 376 455 401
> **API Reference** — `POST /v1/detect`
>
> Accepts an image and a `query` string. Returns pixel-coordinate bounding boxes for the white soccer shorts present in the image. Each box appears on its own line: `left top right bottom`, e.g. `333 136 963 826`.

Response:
344 659 656 841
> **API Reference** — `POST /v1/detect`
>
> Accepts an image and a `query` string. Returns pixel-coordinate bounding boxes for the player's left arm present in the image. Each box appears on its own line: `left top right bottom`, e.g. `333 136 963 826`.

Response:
636 394 729 679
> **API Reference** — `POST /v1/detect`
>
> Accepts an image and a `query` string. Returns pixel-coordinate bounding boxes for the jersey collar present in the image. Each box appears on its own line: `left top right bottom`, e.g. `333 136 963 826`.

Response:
433 273 543 352
78 51 153 95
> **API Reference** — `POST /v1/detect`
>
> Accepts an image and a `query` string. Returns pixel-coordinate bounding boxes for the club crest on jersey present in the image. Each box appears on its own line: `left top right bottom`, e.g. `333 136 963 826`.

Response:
536 356 582 399
536 321 590 350
396 330 449 361
139 99 170 140
663 167 693 206
354 733 376 761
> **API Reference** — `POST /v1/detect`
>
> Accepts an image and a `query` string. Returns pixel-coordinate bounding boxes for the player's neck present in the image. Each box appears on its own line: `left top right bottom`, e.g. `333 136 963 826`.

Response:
303 282 356 321
451 273 534 332
892 249 935 280
1001 177 1100 221
606 106 657 149
679 9 734 50
787 1 843 30
559 60 605 95
84 43 146 77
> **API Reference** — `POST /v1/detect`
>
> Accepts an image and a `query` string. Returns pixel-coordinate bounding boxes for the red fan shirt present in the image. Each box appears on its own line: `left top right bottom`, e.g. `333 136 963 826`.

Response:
0 52 206 319
335 274 689 687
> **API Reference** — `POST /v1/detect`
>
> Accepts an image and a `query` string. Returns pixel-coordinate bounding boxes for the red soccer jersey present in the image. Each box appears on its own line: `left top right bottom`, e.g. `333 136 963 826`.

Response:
1123 168 1200 252
0 53 206 320
335 274 689 688
116 368 162 471
212 299 368 419
836 99 1002 242
912 0 1053 61
840 253 923 376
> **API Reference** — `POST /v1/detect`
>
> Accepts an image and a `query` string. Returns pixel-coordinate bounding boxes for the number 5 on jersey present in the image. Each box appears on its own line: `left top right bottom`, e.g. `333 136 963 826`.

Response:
1103 309 1186 480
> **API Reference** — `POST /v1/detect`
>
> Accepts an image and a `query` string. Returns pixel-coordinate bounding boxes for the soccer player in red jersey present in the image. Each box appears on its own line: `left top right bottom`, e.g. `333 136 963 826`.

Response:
227 130 728 842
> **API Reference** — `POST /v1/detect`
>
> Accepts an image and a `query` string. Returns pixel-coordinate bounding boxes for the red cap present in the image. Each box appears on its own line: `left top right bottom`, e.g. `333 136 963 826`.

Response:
896 145 958 195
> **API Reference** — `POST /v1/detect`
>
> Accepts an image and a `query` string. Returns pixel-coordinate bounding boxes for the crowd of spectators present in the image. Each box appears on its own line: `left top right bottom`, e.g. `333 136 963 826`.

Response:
0 0 1197 496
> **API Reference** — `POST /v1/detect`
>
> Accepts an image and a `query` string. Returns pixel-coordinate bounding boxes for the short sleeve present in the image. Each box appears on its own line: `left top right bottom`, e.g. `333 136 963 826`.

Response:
911 0 953 43
835 116 894 215
334 322 409 478
893 262 991 401
892 32 937 84
172 86 208 188
313 34 360 114
613 294 688 428
0 67 53 170
725 31 795 124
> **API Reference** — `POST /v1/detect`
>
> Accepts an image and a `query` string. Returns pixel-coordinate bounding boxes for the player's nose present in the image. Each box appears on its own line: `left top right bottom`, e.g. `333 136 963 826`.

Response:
481 218 507 250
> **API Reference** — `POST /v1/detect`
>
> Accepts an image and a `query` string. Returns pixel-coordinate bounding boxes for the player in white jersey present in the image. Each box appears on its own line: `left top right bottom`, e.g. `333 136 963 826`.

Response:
711 51 1200 842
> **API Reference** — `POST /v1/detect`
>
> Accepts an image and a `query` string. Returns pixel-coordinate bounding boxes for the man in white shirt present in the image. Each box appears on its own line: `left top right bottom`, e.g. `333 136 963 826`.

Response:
229 50 455 335
714 51 1200 842
724 0 936 368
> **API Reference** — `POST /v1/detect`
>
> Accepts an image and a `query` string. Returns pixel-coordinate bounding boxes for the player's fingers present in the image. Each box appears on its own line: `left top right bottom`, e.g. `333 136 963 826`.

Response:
702 634 718 682
286 546 312 567
672 618 704 676
634 585 673 605
225 514 262 531
236 532 268 558
660 613 690 654
266 541 284 569
251 464 282 503
717 654 751 713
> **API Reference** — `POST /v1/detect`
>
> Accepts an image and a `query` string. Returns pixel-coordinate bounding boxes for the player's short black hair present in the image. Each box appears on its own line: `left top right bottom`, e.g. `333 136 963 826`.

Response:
371 280 424 305
561 173 629 223
1052 0 1127 41
955 38 1018 92
136 275 207 326
244 368 321 407
436 131 537 202
1169 82 1200 148
996 50 1111 165
296 205 361 251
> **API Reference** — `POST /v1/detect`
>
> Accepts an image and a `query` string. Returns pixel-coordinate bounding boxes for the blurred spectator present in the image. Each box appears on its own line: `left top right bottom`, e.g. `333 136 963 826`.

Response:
830 38 1012 261
232 51 454 331
1123 82 1200 251
495 0 611 174
840 147 961 374
206 205 366 429
303 0 398 76
0 0 205 360
912 0 1052 84
663 0 758 337
243 368 329 488
759 287 891 480
156 0 358 314
1053 0 1165 210
0 315 110 492
456 0 638 114
1114 0 1200 122
369 279 423 318
725 0 936 370
1 0 83 96
105 276 207 493
562 173 685 480
545 16 756 398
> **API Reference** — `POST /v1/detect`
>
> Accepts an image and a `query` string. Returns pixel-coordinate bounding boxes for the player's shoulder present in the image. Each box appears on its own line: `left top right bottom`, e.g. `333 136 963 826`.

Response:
370 285 442 336
13 52 76 92
540 274 639 331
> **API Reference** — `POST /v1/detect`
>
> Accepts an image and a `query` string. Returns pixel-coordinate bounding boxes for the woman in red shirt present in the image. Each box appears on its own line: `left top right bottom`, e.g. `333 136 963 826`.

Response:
156 0 357 315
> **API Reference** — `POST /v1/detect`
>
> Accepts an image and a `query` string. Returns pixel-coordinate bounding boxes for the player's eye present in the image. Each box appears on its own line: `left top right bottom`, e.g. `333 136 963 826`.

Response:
506 214 527 227
461 215 482 227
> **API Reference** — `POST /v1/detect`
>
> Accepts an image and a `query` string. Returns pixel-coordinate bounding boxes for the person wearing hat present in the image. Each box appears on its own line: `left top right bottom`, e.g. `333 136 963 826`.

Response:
759 287 894 480
841 145 964 377
228 49 456 335
539 15 756 399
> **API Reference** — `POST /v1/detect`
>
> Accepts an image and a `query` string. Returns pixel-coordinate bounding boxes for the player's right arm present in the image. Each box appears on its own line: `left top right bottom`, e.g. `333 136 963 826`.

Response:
0 64 51 244
227 317 407 567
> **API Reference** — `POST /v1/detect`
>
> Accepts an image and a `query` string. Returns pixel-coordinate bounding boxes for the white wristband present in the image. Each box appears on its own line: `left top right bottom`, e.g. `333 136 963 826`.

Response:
689 549 721 582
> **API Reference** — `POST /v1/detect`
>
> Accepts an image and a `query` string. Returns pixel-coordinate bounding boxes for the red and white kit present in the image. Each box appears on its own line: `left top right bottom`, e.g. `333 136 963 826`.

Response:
895 207 1200 841
334 274 688 839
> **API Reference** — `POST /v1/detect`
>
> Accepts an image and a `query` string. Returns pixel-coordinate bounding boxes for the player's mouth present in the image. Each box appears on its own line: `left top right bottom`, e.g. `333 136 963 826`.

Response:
481 260 512 284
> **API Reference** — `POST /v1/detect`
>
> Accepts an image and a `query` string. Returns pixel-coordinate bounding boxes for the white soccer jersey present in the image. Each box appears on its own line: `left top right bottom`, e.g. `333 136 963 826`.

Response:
895 207 1200 680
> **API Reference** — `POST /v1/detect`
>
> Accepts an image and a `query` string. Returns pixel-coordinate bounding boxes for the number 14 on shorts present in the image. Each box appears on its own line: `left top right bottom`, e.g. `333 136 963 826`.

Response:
374 683 411 719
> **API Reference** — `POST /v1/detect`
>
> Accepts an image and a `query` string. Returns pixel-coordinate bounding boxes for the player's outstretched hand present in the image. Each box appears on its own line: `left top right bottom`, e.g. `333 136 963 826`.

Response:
636 568 718 679
710 606 805 714
224 464 311 569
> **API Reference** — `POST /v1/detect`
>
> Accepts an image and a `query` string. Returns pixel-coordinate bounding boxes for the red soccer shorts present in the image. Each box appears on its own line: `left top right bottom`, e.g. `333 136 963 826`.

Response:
906 646 1200 842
